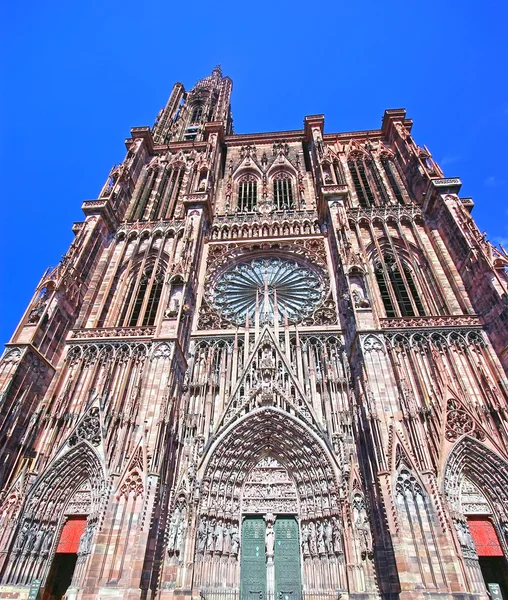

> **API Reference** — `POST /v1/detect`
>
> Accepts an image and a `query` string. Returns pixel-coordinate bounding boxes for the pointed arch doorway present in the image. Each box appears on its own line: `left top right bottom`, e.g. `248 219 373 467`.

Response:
194 407 345 595
240 457 302 600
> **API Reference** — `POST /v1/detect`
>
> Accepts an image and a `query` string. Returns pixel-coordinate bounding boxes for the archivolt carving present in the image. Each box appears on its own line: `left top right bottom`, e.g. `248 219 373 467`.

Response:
443 436 508 520
4 443 107 585
198 407 339 526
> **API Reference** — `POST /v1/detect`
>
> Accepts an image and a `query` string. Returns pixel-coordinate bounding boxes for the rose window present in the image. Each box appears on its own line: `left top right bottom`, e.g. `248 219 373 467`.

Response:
213 257 324 325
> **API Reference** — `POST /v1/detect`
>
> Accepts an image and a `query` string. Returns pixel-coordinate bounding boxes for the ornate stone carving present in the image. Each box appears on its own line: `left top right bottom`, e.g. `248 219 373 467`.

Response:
445 399 485 443
71 326 156 340
167 495 187 557
453 518 477 560
242 457 298 514
380 315 481 329
199 239 335 330
69 407 101 447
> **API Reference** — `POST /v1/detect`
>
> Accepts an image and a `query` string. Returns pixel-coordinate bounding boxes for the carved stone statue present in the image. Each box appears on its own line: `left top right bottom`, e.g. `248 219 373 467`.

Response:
15 522 29 552
33 526 46 553
223 521 231 554
332 517 342 554
214 519 224 553
231 523 240 555
197 516 207 553
356 516 373 557
265 522 275 556
206 518 215 552
324 519 334 554
176 517 186 554
167 510 179 552
301 522 310 556
78 525 91 555
25 525 37 552
42 526 54 554
317 520 326 555
309 521 318 556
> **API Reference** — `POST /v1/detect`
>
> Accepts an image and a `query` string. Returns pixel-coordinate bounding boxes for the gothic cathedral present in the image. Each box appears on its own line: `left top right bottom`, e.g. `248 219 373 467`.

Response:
1 67 507 600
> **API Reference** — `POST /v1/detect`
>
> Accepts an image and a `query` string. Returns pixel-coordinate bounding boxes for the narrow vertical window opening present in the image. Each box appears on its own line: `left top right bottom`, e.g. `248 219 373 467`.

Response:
382 157 404 204
238 176 258 212
375 255 424 317
273 174 294 210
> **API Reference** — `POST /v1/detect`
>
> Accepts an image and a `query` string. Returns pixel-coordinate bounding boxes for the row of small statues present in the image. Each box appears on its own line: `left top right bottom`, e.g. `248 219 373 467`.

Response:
196 516 240 555
301 517 343 557
14 521 55 555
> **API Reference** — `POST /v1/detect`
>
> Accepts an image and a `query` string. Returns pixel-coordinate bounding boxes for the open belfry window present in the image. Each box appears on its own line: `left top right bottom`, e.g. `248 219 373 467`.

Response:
190 103 203 124
273 172 294 210
348 153 400 207
374 254 424 317
118 266 164 327
381 156 405 204
348 156 376 207
237 175 258 212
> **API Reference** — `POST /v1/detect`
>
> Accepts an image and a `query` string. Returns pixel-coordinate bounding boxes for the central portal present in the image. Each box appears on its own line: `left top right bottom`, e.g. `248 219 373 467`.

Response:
240 456 302 600
240 516 301 600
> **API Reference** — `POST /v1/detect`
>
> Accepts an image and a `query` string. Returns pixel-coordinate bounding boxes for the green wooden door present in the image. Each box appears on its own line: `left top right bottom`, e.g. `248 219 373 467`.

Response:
241 517 267 600
274 518 302 600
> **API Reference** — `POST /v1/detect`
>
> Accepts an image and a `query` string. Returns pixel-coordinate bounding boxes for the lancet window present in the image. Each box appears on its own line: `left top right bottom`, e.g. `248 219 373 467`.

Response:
237 175 258 212
190 104 203 124
128 163 185 221
273 172 294 210
374 254 424 317
132 165 159 221
333 160 345 185
381 157 404 204
348 156 375 207
150 166 185 220
118 266 164 327
348 154 391 207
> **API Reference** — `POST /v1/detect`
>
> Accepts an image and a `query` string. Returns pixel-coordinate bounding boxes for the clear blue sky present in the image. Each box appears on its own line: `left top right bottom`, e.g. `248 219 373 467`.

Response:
1 0 507 344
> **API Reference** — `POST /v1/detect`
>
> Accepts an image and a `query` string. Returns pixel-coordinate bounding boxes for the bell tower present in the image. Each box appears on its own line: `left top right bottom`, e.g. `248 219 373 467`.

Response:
153 65 233 145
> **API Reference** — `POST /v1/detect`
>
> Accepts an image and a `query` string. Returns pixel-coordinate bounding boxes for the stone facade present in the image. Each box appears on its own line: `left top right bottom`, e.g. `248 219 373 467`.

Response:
0 67 507 600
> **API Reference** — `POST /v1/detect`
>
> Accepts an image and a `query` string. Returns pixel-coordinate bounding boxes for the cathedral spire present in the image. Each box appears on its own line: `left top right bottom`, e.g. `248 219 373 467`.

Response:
153 66 233 144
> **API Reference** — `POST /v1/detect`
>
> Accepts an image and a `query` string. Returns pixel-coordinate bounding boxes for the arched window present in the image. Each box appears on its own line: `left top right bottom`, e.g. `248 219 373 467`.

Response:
381 157 404 204
348 156 375 208
131 164 159 221
118 266 164 327
348 154 390 207
237 175 258 212
190 104 203 124
333 160 344 185
150 165 185 220
273 172 294 210
374 254 424 317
